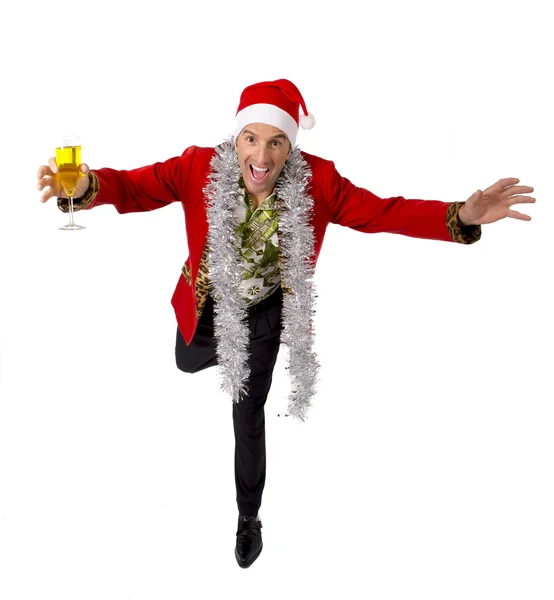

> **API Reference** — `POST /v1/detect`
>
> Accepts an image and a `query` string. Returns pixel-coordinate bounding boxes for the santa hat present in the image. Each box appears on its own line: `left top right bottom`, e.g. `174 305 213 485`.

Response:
233 78 315 148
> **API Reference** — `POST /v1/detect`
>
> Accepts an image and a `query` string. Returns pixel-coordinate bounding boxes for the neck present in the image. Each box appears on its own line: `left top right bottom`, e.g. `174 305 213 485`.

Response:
248 188 274 207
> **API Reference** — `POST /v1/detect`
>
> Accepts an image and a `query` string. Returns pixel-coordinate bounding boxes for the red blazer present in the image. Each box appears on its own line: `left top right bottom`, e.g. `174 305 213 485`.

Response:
81 145 459 346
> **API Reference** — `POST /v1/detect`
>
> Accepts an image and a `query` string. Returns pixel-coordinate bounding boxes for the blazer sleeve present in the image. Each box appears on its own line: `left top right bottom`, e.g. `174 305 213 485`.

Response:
57 145 197 215
325 160 481 244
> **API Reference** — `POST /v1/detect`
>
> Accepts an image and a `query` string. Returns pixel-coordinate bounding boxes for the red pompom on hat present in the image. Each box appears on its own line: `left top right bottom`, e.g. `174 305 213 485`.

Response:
233 78 315 148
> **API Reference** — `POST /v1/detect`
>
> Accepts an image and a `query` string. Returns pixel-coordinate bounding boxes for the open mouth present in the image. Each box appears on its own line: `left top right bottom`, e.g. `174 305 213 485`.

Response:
250 164 270 181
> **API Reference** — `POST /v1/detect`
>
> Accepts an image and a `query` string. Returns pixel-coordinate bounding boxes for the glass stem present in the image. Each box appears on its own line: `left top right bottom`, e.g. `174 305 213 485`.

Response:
69 195 75 226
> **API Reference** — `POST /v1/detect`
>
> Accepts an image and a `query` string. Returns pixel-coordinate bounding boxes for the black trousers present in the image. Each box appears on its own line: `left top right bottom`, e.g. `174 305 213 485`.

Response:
175 287 283 517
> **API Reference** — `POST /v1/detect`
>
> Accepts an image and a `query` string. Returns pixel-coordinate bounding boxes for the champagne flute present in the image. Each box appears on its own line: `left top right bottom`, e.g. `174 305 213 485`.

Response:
55 135 85 230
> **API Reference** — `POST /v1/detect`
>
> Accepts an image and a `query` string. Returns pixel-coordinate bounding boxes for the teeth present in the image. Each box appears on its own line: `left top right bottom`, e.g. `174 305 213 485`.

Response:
252 165 269 172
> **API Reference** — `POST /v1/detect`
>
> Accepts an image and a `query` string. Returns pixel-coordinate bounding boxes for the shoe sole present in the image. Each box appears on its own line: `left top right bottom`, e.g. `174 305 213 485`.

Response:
235 541 263 568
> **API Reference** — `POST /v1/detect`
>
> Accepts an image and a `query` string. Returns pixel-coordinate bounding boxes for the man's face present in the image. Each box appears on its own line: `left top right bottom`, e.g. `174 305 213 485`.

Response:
235 123 292 199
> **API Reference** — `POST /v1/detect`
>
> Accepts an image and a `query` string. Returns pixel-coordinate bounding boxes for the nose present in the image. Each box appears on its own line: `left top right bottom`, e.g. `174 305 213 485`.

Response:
253 145 270 165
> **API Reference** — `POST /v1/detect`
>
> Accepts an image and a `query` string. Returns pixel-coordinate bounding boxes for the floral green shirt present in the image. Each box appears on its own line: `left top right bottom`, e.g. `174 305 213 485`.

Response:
235 177 282 307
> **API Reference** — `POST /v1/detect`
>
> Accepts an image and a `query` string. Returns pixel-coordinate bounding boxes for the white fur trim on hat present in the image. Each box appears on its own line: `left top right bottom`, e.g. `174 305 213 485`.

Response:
300 112 315 130
234 103 299 147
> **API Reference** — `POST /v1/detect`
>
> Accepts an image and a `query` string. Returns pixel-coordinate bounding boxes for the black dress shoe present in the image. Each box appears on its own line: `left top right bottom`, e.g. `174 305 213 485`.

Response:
235 515 263 568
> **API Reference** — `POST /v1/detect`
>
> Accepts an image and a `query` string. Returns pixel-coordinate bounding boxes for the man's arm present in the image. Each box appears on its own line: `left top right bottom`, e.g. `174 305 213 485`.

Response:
324 160 481 244
57 145 198 215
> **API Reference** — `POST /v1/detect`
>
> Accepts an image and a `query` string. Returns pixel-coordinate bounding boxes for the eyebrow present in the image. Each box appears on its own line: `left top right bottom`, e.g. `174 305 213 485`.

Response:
242 129 287 141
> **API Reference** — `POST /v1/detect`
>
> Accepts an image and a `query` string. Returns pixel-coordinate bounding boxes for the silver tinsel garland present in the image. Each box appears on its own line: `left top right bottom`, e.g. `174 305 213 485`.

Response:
203 138 320 423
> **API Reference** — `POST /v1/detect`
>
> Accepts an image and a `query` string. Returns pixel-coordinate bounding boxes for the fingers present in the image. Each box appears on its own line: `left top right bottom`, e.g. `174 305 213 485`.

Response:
497 177 520 187
37 157 57 179
39 184 57 203
37 158 58 203
37 159 90 203
37 164 53 179
38 158 90 204
486 178 535 199
507 194 536 205
507 209 532 221
505 185 534 196
37 174 54 191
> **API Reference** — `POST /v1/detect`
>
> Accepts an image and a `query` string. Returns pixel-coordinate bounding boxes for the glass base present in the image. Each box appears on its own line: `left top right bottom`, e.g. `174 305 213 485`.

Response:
59 223 86 230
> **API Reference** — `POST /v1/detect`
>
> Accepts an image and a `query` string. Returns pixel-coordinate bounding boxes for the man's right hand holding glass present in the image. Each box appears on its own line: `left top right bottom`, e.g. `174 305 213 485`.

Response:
37 157 91 203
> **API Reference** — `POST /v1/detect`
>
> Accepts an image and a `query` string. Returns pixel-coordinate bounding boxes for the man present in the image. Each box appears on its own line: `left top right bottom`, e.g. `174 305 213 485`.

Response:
36 78 536 568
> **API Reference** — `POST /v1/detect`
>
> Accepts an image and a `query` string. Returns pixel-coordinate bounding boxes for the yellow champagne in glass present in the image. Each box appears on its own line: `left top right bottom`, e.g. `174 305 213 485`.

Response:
56 135 85 230
55 145 81 197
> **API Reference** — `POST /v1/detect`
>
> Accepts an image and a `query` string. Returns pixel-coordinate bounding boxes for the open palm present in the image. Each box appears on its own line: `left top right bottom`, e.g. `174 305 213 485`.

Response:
460 177 535 226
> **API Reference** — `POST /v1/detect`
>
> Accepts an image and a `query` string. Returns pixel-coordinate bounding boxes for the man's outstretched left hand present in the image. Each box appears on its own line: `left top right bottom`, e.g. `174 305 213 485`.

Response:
458 178 535 226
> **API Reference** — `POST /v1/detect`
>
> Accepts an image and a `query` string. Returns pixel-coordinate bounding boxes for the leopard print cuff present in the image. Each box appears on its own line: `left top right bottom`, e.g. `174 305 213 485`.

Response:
446 202 481 244
57 171 99 213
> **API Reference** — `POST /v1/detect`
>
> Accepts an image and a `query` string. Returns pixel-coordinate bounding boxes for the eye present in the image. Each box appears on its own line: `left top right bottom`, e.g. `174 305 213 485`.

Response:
246 136 255 143
272 140 281 146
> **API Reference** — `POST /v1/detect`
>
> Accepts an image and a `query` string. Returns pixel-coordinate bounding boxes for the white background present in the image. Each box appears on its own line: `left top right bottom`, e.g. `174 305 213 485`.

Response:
1 0 552 598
